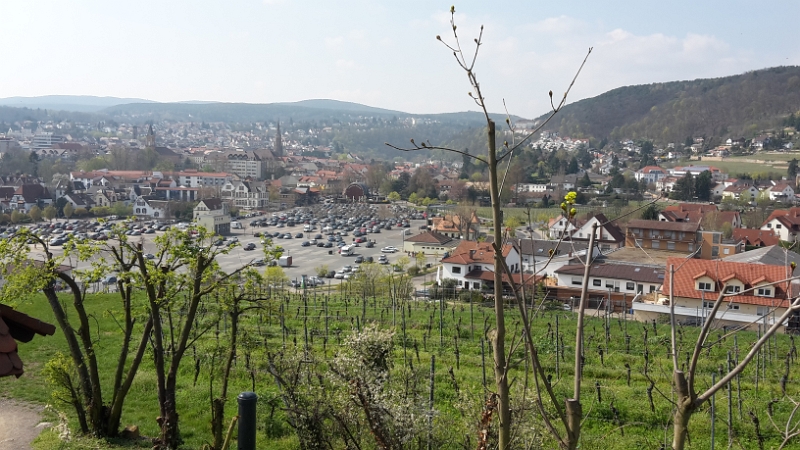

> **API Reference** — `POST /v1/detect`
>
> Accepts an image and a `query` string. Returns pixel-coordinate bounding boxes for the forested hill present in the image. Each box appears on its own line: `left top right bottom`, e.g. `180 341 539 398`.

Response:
534 66 800 145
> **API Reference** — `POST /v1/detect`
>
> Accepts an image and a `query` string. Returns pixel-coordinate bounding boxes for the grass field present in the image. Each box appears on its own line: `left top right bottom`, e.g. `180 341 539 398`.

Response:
3 289 798 449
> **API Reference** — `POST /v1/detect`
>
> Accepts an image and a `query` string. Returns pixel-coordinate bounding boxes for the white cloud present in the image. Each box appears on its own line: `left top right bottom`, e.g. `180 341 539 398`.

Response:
336 59 356 69
324 36 344 49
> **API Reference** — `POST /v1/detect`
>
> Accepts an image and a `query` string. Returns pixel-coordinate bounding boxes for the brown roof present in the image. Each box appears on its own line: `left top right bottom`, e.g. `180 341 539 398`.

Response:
763 208 800 231
13 184 50 204
660 203 719 224
441 241 514 265
626 219 701 233
198 198 224 210
0 304 56 378
405 231 453 245
662 257 793 307
732 228 780 247
555 262 664 284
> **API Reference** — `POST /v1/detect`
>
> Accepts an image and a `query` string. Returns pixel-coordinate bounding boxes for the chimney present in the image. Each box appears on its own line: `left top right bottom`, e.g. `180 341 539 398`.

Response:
469 249 476 259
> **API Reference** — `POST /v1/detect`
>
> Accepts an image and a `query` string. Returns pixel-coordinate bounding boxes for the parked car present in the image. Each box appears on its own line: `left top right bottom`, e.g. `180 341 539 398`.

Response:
244 243 257 251
381 246 399 253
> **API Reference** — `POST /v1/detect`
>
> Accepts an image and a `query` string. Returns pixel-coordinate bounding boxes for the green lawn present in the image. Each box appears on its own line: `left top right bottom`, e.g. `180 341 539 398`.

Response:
3 290 797 449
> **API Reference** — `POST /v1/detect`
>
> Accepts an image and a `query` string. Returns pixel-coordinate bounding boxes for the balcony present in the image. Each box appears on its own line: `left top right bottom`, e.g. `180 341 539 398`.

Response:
632 301 786 327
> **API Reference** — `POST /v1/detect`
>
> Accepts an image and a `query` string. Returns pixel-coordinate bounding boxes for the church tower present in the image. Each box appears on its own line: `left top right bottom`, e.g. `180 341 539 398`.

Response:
146 123 156 148
274 122 283 157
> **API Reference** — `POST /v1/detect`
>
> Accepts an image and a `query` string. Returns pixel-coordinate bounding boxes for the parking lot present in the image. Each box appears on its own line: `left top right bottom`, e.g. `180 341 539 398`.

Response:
22 203 433 289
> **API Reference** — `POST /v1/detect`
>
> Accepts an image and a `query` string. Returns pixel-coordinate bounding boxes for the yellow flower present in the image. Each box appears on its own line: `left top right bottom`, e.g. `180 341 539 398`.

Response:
564 191 577 204
570 208 577 217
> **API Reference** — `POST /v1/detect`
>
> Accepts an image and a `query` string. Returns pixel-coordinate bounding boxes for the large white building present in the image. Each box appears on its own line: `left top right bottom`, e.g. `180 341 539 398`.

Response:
194 198 231 235
439 241 520 290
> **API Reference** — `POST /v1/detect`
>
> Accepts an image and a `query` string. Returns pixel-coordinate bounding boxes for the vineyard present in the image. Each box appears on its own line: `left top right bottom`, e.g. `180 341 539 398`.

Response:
4 283 799 449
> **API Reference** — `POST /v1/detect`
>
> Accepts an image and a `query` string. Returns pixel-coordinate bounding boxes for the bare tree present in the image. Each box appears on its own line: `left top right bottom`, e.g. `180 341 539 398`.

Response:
388 7 591 448
667 263 800 450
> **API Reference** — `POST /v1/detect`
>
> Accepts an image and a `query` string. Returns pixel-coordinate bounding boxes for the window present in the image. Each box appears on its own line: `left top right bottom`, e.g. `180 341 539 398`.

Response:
756 306 770 316
452 267 461 274
756 287 772 297
727 303 740 310
712 246 719 258
473 282 480 289
571 277 582 286
767 223 772 228
650 285 656 293
777 224 783 229
703 301 715 308
626 282 635 290
724 285 741 294
698 282 713 291
667 241 676 250
652 240 660 249
593 279 602 287
712 233 721 244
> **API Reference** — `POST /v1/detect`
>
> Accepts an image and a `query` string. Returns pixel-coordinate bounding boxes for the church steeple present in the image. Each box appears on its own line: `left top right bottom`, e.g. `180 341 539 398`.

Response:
274 121 283 157
146 123 155 148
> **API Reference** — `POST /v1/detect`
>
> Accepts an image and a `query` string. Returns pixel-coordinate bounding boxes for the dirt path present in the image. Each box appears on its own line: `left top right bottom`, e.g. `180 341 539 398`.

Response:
0 399 48 450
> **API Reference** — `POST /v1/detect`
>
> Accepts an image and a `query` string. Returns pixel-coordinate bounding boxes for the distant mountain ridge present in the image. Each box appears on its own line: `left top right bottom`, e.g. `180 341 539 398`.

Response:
534 66 800 145
0 95 157 112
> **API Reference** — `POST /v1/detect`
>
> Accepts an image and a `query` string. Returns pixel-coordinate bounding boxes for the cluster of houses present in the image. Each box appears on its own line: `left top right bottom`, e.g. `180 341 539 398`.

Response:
421 202 800 332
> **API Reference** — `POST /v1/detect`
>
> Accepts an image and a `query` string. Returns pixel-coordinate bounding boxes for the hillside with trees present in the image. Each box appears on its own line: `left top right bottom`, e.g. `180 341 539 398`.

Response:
534 66 800 145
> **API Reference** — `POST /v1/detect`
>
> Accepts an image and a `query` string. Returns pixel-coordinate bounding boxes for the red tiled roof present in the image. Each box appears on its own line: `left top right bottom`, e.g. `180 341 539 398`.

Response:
662 257 793 307
464 269 542 286
763 208 800 230
405 231 453 245
732 228 780 247
441 241 513 265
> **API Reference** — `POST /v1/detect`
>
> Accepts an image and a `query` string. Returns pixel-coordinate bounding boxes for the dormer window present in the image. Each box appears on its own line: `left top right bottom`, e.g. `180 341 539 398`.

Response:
724 285 740 294
756 287 773 297
698 282 713 291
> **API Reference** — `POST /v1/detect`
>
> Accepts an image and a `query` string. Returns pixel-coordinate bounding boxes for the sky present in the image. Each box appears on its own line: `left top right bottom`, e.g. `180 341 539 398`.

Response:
2 0 799 119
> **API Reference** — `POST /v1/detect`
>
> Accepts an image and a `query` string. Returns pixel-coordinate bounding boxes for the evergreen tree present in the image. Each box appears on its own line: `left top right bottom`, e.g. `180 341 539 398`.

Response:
788 158 798 180
694 170 712 201
672 171 695 201
567 157 579 174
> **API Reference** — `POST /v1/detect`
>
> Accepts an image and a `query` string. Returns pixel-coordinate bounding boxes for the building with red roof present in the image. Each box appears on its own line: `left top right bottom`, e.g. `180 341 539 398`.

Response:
440 241 520 290
632 257 798 331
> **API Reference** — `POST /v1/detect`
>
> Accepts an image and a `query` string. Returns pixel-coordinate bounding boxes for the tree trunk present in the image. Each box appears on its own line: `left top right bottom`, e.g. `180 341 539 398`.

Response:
672 370 693 450
487 119 512 449
42 285 93 434
107 317 153 435
212 308 239 450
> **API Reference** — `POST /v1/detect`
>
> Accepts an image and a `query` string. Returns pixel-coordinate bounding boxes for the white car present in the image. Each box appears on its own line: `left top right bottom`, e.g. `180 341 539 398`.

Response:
381 246 399 253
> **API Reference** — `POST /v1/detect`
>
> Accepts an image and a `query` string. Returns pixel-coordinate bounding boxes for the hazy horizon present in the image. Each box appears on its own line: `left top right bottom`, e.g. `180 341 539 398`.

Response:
2 1 799 118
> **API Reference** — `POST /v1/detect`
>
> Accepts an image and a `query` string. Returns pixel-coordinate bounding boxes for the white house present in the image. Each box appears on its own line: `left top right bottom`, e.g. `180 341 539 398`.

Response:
440 241 520 290
547 216 577 240
721 184 759 201
570 213 625 251
634 166 667 184
193 198 231 235
133 197 168 220
554 262 664 295
765 182 795 202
